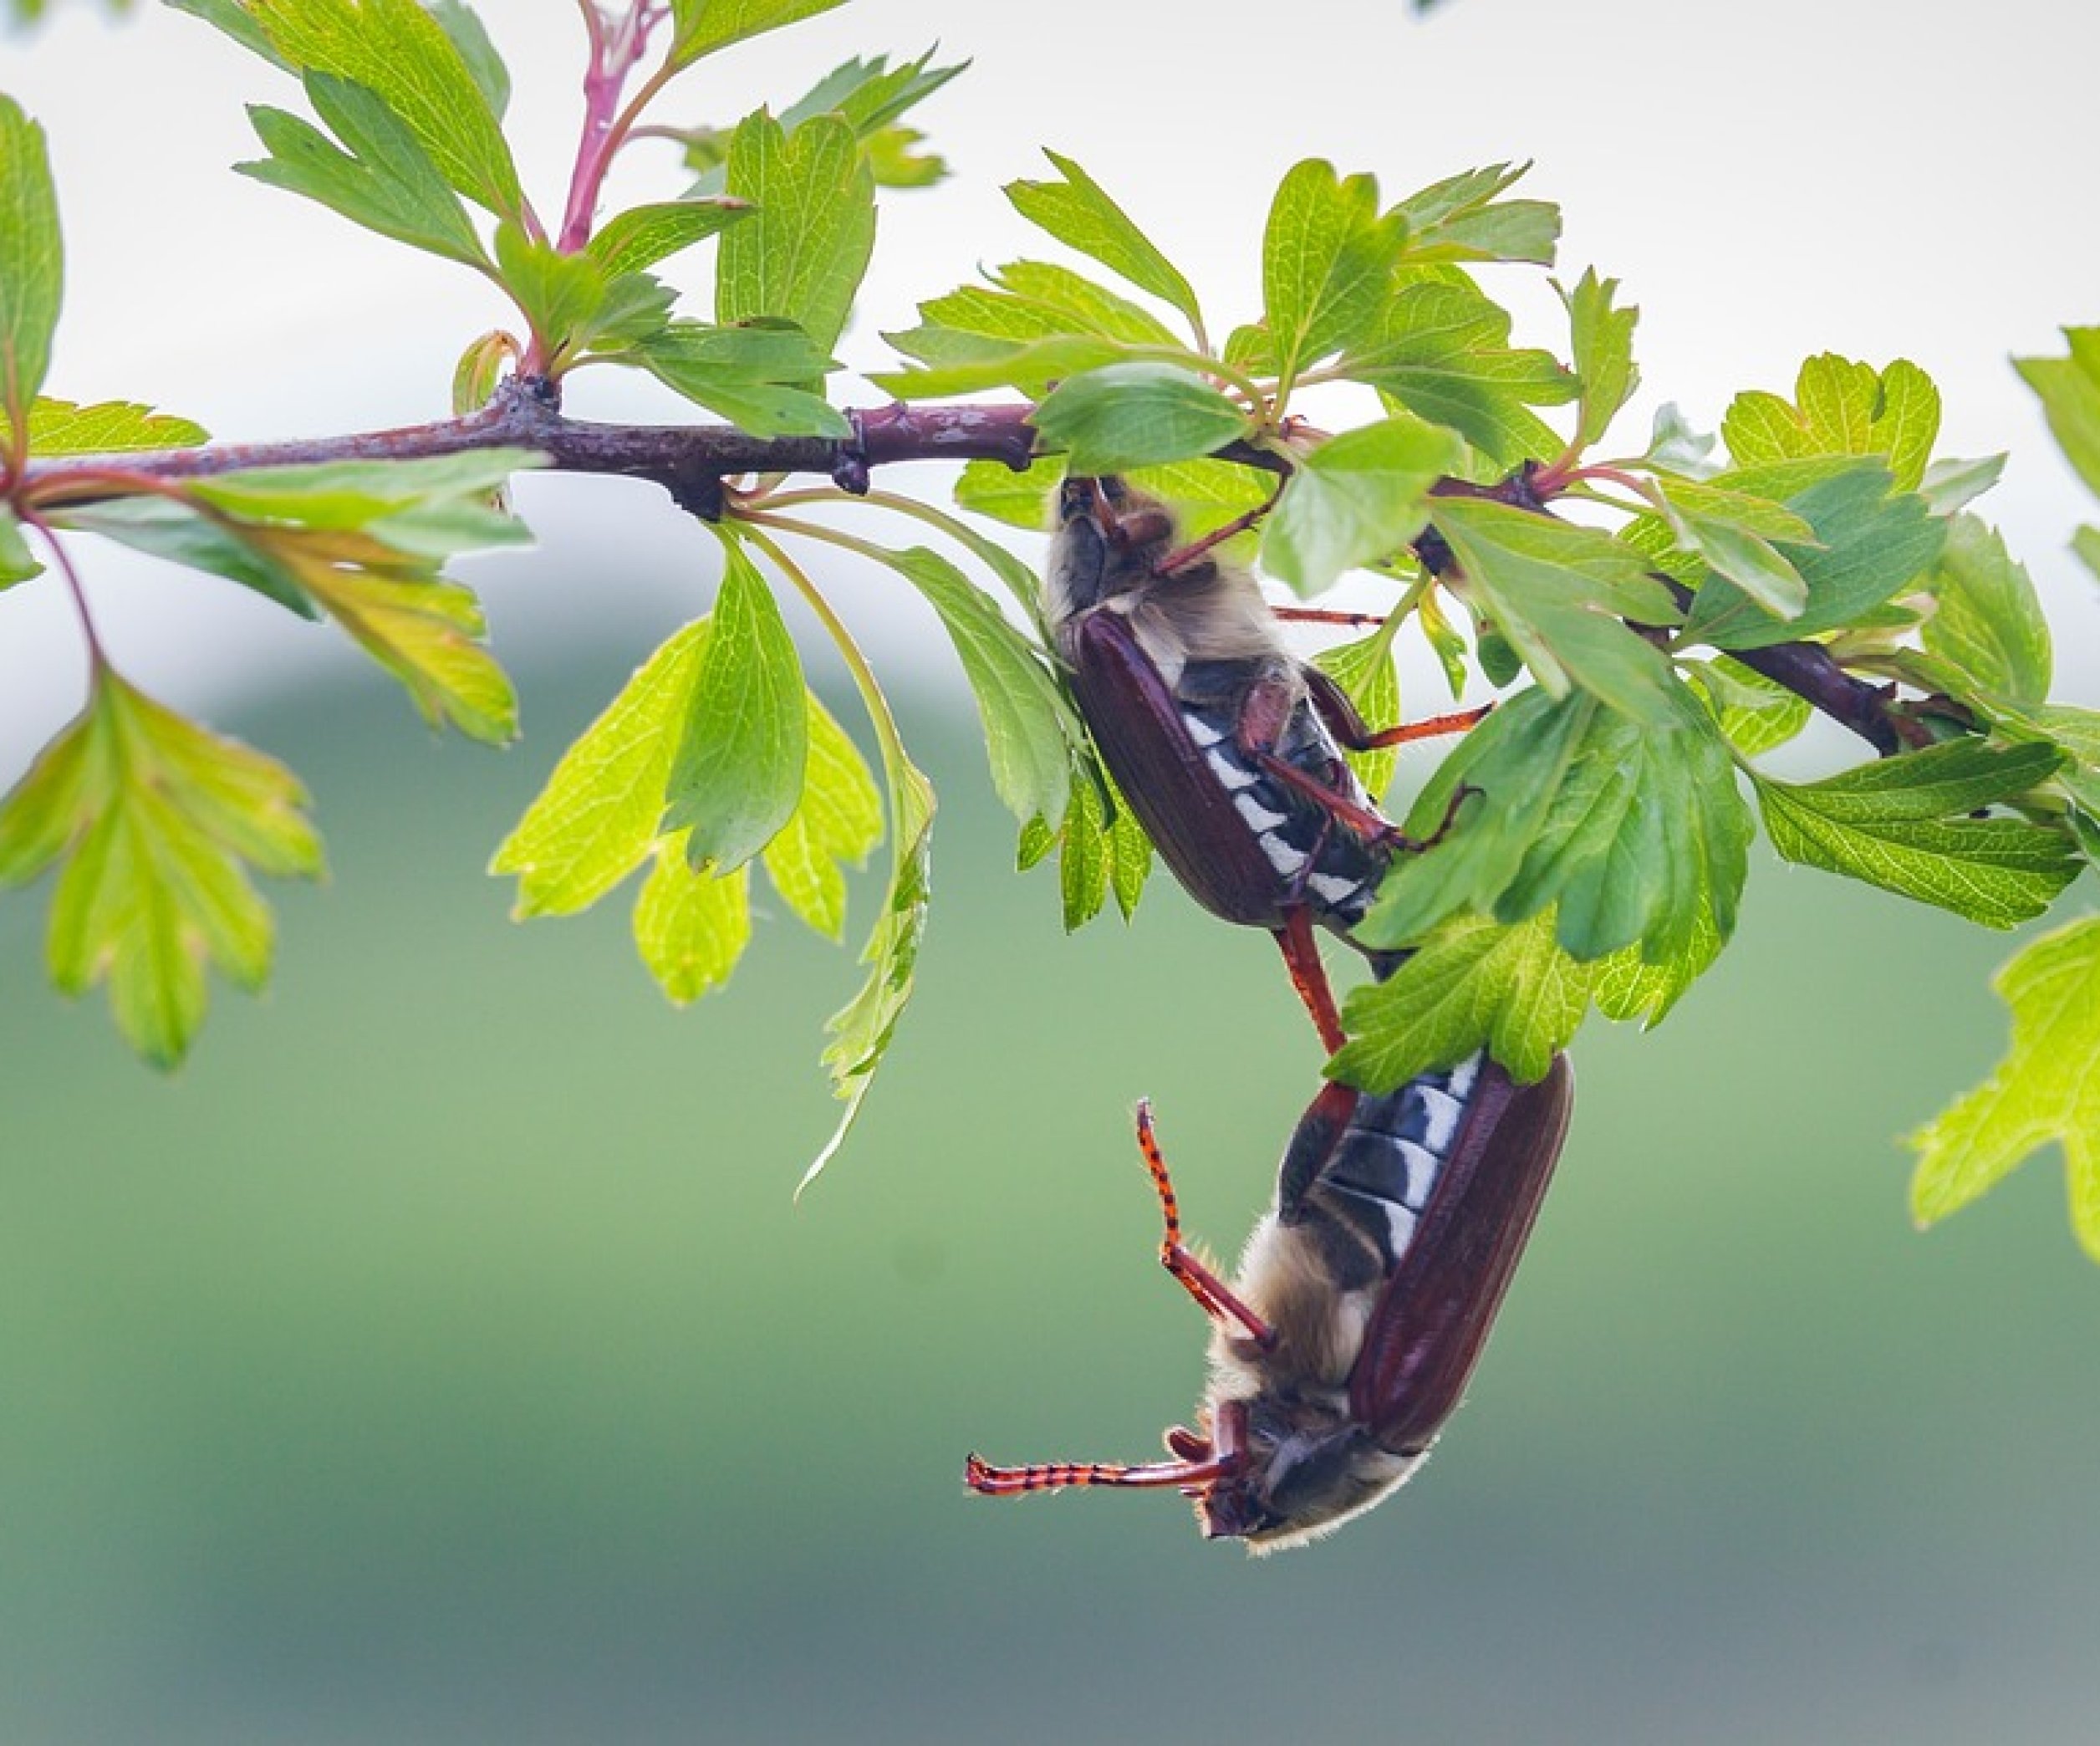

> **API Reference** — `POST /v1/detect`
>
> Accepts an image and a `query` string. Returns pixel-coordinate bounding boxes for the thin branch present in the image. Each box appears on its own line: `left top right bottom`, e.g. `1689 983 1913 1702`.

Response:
13 384 1911 753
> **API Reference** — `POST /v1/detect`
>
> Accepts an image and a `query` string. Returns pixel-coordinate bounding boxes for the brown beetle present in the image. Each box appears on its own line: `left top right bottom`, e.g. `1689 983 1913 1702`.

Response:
1042 477 1483 1052
966 1051 1573 1549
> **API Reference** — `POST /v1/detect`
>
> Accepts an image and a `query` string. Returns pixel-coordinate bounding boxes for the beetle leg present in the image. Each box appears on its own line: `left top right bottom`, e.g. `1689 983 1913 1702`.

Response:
1134 1100 1277 1349
1272 605 1387 628
964 1450 1234 1495
1273 905 1349 1055
1302 664 1495 753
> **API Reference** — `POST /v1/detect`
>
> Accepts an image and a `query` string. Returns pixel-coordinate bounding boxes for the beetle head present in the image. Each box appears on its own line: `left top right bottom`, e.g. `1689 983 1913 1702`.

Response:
1191 1396 1425 1552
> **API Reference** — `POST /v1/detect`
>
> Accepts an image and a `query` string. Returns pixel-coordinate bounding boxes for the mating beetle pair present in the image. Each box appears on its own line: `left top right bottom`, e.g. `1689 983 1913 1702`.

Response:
965 477 1576 1548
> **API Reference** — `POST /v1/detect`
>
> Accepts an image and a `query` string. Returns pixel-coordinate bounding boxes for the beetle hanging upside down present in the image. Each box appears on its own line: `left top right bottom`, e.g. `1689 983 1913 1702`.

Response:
966 1051 1573 1549
1042 477 1486 1054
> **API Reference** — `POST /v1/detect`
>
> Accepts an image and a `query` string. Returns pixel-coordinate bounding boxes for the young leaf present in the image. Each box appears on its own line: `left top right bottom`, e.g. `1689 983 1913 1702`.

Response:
1332 909 1597 1091
0 506 38 587
0 93 62 421
0 671 324 1066
1427 497 1682 722
1649 474 1812 620
665 534 808 871
1563 268 1639 452
1260 414 1460 593
871 331 1126 401
244 0 524 221
1682 656 1812 758
1030 362 1251 473
1312 620 1403 799
668 0 849 69
634 848 752 1004
761 693 883 942
14 397 208 457
805 750 935 1192
584 198 751 278
1363 683 1750 967
1389 164 1558 267
1058 759 1111 931
716 111 874 360
1753 741 2080 928
1344 278 1576 464
1909 916 2100 1260
861 545 1074 829
1922 514 2052 706
1263 159 1404 392
491 620 711 918
2016 328 2100 500
633 321 848 436
1005 151 1203 338
298 567 517 743
954 454 1061 530
239 74 491 268
1720 354 1940 492
1683 461 1945 651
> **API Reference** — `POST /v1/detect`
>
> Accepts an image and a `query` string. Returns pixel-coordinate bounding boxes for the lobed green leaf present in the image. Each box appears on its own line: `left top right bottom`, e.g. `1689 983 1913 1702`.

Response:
665 533 808 871
1563 268 1639 452
1923 513 2052 706
1005 151 1202 337
1260 414 1460 594
717 111 874 361
1030 362 1251 473
12 396 207 457
668 0 850 70
1263 159 1404 392
1909 916 2100 1260
0 93 62 422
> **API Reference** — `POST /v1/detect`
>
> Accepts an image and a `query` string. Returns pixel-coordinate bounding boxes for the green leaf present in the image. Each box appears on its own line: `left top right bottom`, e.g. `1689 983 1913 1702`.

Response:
301 569 517 743
1683 656 1812 758
632 320 848 436
1683 461 1946 651
1650 475 1812 620
1058 760 1111 930
1753 741 2080 928
1263 159 1404 392
805 748 935 1193
12 396 208 457
1721 354 1940 493
2077 525 2100 583
861 545 1073 829
1105 770 1153 918
0 670 323 1066
1005 151 1202 337
871 330 1126 401
1909 916 2100 1259
1923 513 2052 706
56 498 316 618
927 259 1182 348
451 329 514 415
761 692 883 942
1332 909 1595 1090
1312 620 1403 799
666 534 808 870
1389 163 1558 268
584 198 751 278
491 620 711 917
668 0 849 69
2016 328 2100 501
167 0 293 66
425 1 507 120
2016 329 2100 504
0 506 38 588
0 94 63 421
1363 682 1750 967
243 0 523 220
634 847 752 1004
1416 587 1471 697
238 74 488 268
1345 278 1576 464
1592 897 1724 1029
1427 497 1682 722
716 110 874 360
954 454 1060 530
1030 362 1251 473
1564 268 1638 451
1259 415 1461 594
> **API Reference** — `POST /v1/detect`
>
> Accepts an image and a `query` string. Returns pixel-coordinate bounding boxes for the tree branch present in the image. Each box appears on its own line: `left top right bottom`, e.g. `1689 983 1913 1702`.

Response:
15 382 1912 753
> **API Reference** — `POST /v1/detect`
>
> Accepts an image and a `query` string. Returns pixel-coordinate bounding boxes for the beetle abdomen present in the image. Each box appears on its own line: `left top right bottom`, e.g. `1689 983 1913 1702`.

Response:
1312 1052 1486 1268
1175 661 1392 935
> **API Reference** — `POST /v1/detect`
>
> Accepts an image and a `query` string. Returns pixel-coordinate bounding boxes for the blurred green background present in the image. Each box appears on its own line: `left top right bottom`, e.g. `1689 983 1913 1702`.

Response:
3 635 2097 1745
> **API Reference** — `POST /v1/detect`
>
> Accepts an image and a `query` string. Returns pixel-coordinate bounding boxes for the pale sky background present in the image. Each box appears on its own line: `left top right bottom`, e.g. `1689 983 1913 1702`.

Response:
2 0 2097 784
